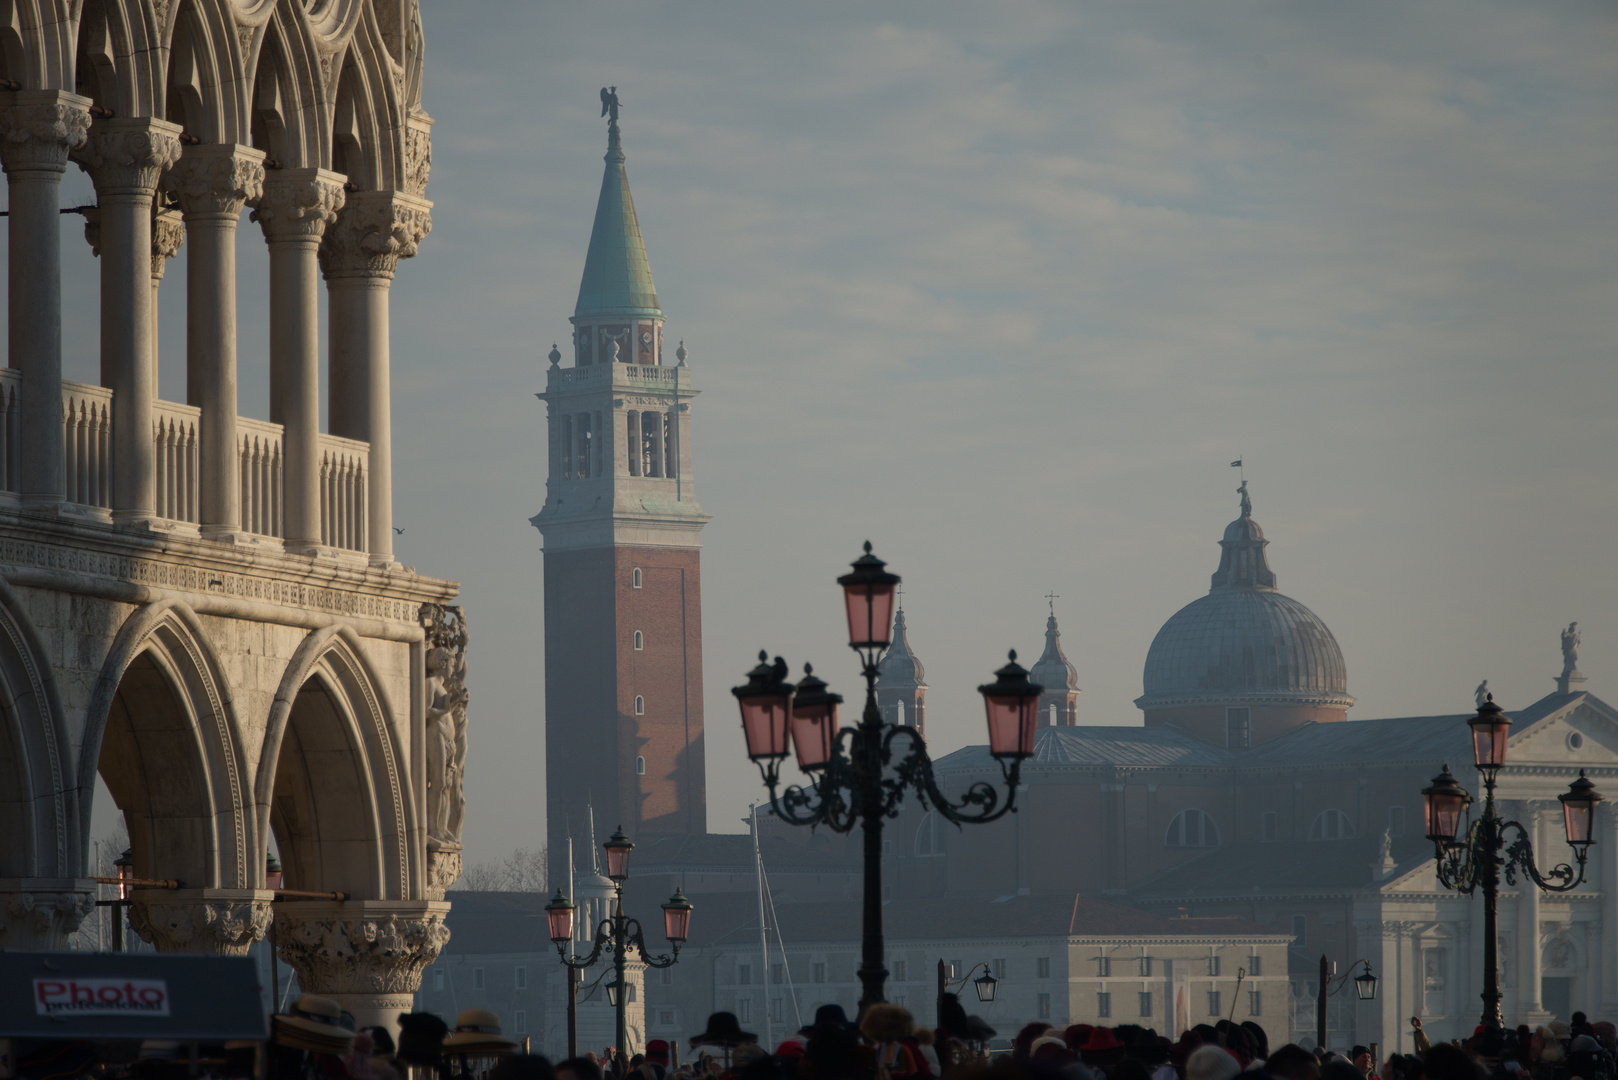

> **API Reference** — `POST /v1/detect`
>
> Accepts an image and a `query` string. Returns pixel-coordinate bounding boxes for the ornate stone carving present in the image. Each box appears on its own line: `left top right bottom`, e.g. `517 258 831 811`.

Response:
273 905 450 995
152 208 185 279
403 112 432 195
162 145 266 219
0 93 92 173
76 119 183 197
318 191 432 280
426 849 462 902
0 885 96 949
420 603 468 865
252 170 346 242
127 896 272 956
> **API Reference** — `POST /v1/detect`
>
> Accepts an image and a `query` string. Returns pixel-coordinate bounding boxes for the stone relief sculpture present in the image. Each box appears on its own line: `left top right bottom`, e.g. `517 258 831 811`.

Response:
421 604 468 898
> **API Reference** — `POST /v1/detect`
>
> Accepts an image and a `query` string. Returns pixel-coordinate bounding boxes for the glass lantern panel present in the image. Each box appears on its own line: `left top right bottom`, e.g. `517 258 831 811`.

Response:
843 583 896 650
740 697 791 761
791 709 836 770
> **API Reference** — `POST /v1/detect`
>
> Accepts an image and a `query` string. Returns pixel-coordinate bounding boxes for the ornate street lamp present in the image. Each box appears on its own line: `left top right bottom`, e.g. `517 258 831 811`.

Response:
1315 958 1378 1049
1422 693 1604 1029
549 827 692 1058
972 968 999 1003
737 543 1035 1012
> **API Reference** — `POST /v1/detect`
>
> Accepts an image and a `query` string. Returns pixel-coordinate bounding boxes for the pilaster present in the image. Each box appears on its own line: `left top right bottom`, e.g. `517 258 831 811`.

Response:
272 899 451 1032
126 888 274 956
0 879 97 950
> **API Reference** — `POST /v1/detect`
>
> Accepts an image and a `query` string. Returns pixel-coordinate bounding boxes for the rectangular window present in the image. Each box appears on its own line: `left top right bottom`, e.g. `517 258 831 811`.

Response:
1292 915 1307 946
772 964 784 985
1261 811 1278 842
892 961 906 981
1208 991 1221 1017
1037 993 1052 1019
1138 956 1152 978
1423 949 1448 1015
1207 956 1220 977
626 983 637 1003
514 1011 527 1034
813 963 826 984
626 411 640 477
659 1011 675 1026
1098 956 1111 978
1097 992 1112 1018
738 998 751 1023
1139 992 1153 1018
1249 990 1262 1017
664 410 678 479
1248 955 1261 977
661 969 674 985
1389 805 1406 837
771 998 783 1022
1037 957 1051 979
993 959 1006 979
738 964 751 986
473 968 485 991
433 970 445 991
1226 706 1251 749
515 966 527 990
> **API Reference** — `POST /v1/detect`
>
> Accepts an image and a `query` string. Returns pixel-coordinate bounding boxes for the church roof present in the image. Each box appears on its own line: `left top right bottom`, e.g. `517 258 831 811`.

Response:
1028 611 1080 695
1137 488 1352 711
876 607 926 688
574 112 661 321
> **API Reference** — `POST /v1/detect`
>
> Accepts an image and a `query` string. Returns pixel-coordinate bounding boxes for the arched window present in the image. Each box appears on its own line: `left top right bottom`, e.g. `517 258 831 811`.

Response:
914 811 944 857
632 568 642 588
634 695 645 716
635 756 646 776
1049 703 1059 725
895 699 905 725
1309 809 1355 840
633 630 643 650
1165 810 1219 848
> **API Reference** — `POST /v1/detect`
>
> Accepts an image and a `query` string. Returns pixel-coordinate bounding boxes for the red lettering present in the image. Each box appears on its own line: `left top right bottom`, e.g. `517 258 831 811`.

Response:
98 985 121 1002
138 987 163 1005
71 981 95 1003
36 981 64 1004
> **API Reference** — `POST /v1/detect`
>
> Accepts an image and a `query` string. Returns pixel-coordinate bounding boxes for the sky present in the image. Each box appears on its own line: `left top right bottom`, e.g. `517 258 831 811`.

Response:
59 1 1618 861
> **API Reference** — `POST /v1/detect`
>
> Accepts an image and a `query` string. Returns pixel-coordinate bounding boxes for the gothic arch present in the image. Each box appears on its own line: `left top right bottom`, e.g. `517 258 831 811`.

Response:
163 0 251 143
256 626 414 900
0 0 75 92
79 600 253 889
0 576 79 879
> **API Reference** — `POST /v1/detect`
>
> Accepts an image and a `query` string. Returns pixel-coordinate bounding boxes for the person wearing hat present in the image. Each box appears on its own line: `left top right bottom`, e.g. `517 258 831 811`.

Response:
276 996 357 1056
639 1041 671 1080
1080 1027 1128 1072
443 1009 519 1061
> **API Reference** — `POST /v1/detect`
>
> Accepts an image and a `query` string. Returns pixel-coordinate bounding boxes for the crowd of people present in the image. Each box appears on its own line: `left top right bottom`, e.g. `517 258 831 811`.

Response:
243 996 1618 1080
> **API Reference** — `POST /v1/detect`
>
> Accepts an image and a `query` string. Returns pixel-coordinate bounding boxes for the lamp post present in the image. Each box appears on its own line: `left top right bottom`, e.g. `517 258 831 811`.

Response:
1421 695 1604 1030
735 543 1039 1013
546 827 694 1060
1314 957 1378 1050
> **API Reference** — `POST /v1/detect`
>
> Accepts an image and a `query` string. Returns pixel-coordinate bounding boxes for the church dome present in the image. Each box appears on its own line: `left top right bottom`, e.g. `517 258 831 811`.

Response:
1135 486 1353 713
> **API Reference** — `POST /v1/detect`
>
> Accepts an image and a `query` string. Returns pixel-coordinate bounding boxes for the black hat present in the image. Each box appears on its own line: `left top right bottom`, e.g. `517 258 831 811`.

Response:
691 1013 758 1049
798 1004 856 1038
489 1055 558 1080
397 1012 451 1066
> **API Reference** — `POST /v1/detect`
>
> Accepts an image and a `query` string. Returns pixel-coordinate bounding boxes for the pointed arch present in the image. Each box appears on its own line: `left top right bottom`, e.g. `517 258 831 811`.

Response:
258 1 327 168
256 626 414 900
0 575 78 879
79 600 253 889
162 0 250 143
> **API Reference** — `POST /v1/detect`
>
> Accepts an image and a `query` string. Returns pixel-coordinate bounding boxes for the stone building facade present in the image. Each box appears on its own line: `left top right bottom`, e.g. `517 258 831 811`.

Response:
534 100 710 884
0 0 465 1034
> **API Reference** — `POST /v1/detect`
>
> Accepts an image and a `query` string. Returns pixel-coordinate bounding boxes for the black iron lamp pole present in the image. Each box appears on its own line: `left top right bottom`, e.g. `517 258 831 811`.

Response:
1422 695 1604 1030
733 543 1042 1013
546 828 694 1061
1314 957 1379 1050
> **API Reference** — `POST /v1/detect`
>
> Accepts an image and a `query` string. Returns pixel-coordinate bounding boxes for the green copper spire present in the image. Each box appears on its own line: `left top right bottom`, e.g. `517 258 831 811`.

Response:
574 88 661 320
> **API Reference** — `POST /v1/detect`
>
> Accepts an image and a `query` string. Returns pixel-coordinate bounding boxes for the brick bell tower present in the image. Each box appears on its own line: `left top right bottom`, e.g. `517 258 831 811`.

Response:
533 90 711 878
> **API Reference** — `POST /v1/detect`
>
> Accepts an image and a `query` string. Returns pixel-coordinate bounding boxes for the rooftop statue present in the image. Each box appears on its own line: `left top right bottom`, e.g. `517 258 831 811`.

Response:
600 86 621 125
1562 621 1581 673
1475 679 1490 709
1238 479 1252 518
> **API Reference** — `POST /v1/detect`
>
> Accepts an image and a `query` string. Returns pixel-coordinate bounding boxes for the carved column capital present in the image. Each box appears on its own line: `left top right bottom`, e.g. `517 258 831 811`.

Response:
0 91 92 175
152 207 185 279
319 190 432 281
253 168 346 243
0 879 97 949
272 900 451 995
76 117 183 198
162 143 266 220
127 889 274 956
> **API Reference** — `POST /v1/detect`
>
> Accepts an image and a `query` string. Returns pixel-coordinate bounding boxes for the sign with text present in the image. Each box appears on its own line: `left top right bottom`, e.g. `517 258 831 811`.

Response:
34 977 171 1018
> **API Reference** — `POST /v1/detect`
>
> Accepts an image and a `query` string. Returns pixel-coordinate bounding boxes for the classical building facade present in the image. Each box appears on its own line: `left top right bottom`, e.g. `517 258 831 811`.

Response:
0 0 465 1033
534 96 710 883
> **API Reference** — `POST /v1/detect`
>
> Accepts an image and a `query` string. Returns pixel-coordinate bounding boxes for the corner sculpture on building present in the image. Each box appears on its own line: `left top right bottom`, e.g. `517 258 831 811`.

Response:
0 0 464 1033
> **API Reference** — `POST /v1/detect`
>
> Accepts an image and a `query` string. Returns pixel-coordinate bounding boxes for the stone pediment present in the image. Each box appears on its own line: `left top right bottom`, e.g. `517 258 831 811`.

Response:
1506 694 1618 767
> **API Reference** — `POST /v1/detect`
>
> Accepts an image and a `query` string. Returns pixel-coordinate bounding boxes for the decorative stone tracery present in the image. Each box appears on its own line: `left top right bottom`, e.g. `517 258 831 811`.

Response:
126 890 274 956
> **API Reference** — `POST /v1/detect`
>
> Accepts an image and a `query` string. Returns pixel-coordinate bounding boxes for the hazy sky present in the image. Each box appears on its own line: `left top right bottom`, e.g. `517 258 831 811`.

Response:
59 1 1618 860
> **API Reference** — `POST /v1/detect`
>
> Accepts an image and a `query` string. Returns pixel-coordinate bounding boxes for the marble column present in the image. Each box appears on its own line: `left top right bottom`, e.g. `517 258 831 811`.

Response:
77 119 183 523
1600 804 1618 1014
151 204 185 365
272 900 450 1035
0 91 91 505
0 879 97 950
162 144 265 539
1518 806 1546 1019
318 190 430 567
127 888 274 956
254 170 344 553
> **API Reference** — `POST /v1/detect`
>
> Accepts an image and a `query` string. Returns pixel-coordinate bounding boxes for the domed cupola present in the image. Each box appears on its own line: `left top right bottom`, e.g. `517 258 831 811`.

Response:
1028 601 1081 726
1135 483 1353 748
875 605 927 735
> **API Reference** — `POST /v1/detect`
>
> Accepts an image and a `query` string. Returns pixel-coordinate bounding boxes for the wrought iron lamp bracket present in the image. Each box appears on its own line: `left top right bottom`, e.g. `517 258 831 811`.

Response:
1500 820 1586 892
555 918 615 970
881 725 1021 825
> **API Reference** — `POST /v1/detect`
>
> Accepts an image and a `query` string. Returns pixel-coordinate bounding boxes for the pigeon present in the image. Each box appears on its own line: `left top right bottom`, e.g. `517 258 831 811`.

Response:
394 527 405 535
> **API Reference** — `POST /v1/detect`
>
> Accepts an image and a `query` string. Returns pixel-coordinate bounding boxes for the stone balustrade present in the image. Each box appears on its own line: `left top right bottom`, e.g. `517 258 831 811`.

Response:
153 400 200 522
61 380 113 509
238 415 285 538
319 433 369 552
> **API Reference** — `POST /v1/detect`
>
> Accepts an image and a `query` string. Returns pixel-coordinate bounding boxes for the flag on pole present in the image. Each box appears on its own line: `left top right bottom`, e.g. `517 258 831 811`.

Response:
1230 460 1242 468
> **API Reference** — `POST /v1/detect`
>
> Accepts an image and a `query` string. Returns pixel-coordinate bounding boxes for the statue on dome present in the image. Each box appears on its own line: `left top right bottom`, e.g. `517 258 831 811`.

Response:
1238 480 1252 517
600 86 621 124
1562 621 1581 674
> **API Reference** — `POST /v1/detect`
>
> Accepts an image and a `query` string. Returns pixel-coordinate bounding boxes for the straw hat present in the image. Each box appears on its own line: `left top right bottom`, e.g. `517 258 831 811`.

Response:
443 1009 519 1057
275 996 356 1054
